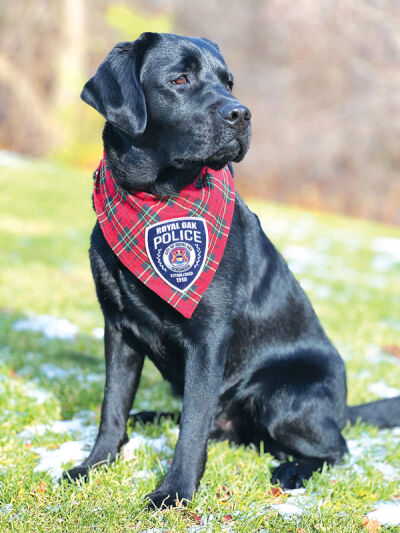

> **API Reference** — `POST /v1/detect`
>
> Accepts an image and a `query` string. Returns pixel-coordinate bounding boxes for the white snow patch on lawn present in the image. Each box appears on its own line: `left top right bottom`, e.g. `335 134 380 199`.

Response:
92 327 104 340
33 441 89 480
39 363 103 384
371 237 400 272
372 254 398 272
122 433 170 461
270 502 303 518
373 462 399 480
24 383 52 405
0 150 30 168
368 380 400 399
13 315 78 340
371 237 400 260
282 245 327 275
40 363 75 379
19 412 98 444
0 503 12 515
367 501 400 526
299 278 331 299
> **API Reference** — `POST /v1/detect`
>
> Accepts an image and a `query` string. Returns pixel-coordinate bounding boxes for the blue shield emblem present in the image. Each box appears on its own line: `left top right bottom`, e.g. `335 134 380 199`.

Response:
145 217 208 292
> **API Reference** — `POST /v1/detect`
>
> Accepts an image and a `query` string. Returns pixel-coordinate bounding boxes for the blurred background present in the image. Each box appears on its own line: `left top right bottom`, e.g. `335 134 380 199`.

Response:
0 0 399 223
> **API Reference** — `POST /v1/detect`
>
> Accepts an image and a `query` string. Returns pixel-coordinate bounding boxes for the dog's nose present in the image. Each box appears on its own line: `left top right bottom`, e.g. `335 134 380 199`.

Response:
219 102 251 130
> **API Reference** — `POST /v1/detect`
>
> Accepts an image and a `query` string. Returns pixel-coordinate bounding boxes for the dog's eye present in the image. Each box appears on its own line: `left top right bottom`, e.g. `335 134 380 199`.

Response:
172 75 189 85
227 81 233 92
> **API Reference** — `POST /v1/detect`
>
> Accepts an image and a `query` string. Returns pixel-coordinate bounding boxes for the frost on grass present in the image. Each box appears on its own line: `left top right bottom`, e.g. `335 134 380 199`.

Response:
12 315 78 340
345 430 399 479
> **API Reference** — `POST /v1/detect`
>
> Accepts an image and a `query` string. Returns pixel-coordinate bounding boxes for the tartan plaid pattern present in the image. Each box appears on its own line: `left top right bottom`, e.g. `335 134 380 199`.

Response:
93 152 235 318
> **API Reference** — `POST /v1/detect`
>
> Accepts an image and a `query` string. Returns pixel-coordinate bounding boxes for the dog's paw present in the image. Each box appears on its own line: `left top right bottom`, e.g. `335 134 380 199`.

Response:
145 488 191 510
61 465 90 484
271 461 314 489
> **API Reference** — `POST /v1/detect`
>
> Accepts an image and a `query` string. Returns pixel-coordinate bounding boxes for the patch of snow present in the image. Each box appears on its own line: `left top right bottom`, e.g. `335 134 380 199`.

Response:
347 434 388 462
139 529 168 533
24 383 52 405
39 363 103 384
92 327 104 340
0 150 29 168
81 373 104 383
282 245 327 275
270 502 303 518
0 503 12 515
284 488 306 496
13 315 78 340
368 380 400 399
132 469 152 481
122 433 170 461
19 412 97 444
314 236 332 252
33 441 88 480
372 254 398 272
364 344 397 365
300 278 331 299
371 237 400 261
367 501 400 526
373 462 399 480
40 363 75 379
259 217 291 236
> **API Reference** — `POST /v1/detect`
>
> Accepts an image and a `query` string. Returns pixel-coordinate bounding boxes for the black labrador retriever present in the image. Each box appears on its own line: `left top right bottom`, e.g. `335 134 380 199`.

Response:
64 32 400 508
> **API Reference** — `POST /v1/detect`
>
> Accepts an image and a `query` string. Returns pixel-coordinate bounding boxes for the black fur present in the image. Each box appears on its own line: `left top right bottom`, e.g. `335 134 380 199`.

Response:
63 32 400 508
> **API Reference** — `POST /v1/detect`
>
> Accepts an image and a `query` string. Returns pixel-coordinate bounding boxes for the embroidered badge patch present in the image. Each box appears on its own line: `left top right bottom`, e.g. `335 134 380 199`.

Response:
145 217 208 292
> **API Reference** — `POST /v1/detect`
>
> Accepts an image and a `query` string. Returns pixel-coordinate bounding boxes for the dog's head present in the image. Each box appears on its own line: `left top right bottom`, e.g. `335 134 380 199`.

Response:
82 33 251 187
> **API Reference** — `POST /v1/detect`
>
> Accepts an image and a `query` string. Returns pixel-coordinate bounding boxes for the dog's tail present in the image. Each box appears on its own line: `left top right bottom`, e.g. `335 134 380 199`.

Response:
347 397 400 428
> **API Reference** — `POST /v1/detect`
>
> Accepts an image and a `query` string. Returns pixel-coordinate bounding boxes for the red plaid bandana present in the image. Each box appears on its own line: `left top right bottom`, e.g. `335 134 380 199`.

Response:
93 152 235 318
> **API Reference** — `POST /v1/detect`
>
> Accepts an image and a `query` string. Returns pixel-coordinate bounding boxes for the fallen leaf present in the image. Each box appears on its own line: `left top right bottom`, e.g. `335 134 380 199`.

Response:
222 514 232 523
267 487 284 498
216 485 232 502
382 344 400 359
361 517 381 532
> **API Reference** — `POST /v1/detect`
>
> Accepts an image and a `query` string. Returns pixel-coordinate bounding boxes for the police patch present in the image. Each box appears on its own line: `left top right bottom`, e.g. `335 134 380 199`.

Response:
145 217 208 293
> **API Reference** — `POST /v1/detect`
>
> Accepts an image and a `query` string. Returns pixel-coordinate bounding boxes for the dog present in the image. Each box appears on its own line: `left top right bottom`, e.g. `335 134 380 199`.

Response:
63 32 400 508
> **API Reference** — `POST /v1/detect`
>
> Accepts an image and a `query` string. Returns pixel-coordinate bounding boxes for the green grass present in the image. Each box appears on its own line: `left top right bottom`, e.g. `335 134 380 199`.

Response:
0 157 399 532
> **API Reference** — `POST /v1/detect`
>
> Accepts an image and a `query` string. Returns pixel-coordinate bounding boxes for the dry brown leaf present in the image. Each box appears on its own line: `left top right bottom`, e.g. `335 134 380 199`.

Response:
382 344 400 359
361 517 381 532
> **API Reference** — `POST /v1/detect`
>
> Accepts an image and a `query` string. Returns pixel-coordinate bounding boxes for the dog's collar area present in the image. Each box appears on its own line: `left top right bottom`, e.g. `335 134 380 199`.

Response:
93 151 235 318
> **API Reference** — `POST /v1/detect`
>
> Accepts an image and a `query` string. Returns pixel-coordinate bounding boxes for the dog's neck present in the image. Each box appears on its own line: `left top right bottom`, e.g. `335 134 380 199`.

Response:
102 123 203 197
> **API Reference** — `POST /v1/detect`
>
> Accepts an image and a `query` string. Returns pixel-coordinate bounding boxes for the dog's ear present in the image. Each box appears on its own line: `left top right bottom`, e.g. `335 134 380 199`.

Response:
81 33 157 138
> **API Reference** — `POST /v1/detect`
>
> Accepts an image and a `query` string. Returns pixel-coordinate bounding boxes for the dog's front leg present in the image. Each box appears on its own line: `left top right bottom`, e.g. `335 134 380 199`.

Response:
147 336 227 509
63 321 144 481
